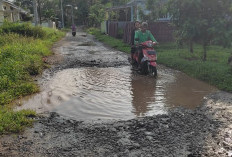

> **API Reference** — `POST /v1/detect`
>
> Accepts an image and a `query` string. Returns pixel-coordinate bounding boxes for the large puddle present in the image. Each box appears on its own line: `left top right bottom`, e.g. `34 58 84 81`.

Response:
17 65 217 121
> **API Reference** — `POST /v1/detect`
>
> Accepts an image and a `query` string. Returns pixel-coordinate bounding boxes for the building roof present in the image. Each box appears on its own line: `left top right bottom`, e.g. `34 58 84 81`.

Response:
2 0 28 14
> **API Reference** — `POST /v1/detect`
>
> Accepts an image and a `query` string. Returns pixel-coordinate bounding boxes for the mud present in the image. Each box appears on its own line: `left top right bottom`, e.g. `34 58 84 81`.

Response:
1 30 232 157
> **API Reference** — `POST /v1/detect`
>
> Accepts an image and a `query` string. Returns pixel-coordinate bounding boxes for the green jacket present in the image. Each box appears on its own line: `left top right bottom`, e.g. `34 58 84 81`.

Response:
134 30 157 44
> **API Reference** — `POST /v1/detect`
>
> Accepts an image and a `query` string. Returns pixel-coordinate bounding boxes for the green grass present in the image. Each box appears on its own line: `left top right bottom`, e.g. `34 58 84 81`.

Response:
157 43 232 91
0 22 65 134
0 107 36 134
87 27 232 92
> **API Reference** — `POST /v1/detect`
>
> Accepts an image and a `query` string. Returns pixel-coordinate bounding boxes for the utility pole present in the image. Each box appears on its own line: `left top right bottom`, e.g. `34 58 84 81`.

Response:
61 0 64 28
33 0 38 26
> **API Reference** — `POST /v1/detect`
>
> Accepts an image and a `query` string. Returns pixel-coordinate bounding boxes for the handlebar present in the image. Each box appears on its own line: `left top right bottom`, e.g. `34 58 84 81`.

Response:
136 41 158 47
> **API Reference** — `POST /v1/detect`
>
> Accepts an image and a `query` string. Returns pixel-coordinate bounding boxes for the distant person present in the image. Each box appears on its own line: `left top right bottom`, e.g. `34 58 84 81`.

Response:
130 21 141 61
134 22 158 64
72 24 76 36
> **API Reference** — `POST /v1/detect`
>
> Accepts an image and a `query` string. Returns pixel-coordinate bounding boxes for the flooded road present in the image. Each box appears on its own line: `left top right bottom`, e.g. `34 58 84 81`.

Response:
17 31 217 121
5 30 232 157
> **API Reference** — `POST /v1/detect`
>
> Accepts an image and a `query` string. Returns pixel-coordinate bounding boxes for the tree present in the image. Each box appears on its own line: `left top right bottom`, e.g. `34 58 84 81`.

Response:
111 0 130 6
14 0 33 13
139 0 167 22
168 0 232 60
14 0 60 22
88 0 105 27
168 0 201 53
75 0 89 25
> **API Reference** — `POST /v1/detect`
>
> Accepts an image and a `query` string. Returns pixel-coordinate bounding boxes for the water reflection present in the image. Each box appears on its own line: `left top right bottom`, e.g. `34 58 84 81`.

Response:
130 74 157 117
16 66 217 120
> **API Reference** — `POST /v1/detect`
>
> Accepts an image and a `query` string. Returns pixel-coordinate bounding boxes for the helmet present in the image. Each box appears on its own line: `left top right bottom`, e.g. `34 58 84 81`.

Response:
141 22 148 28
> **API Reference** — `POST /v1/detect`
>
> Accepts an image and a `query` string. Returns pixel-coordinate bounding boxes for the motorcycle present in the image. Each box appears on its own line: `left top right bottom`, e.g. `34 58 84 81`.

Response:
131 40 158 77
72 31 76 37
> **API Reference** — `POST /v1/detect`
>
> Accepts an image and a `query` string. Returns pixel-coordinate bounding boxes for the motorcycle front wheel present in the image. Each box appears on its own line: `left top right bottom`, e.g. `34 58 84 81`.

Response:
151 66 157 77
72 32 76 36
141 61 148 74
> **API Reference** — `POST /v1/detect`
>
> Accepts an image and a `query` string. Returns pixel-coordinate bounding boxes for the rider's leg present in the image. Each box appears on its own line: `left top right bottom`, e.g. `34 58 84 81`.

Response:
138 46 143 64
131 46 136 62
131 46 134 58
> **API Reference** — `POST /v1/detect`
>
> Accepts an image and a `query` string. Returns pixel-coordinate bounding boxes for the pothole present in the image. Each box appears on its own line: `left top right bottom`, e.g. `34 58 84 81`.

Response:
17 66 217 121
78 41 96 46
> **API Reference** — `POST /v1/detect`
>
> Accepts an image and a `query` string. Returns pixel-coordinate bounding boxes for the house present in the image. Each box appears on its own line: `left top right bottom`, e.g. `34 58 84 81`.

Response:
0 0 28 24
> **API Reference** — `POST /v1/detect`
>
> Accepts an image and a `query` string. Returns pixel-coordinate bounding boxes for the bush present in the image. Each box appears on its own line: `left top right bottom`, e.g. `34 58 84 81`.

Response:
0 22 46 38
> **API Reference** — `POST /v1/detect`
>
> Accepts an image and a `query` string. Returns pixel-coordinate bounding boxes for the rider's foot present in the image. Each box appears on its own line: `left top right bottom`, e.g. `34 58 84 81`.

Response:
132 59 136 65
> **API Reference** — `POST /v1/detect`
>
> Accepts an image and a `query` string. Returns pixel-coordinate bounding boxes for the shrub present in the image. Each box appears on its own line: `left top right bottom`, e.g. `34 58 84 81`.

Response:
0 22 46 38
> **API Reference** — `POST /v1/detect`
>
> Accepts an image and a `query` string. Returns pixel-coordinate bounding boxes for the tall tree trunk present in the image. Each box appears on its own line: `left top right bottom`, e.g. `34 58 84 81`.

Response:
33 0 38 26
38 0 41 25
189 40 193 53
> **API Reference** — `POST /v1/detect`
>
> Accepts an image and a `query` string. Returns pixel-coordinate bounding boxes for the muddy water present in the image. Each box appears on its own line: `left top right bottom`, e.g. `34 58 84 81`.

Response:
17 65 217 120
15 32 217 120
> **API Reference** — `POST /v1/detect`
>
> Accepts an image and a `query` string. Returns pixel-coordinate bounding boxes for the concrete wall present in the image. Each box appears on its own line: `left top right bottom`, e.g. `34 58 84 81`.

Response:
101 21 107 34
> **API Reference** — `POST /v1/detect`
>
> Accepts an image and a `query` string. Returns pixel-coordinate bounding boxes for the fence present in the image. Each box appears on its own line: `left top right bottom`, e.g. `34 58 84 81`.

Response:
108 21 118 38
102 21 175 44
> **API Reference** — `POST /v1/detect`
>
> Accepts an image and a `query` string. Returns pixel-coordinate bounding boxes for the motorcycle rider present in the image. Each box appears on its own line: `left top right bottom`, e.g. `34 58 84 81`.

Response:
134 22 158 65
131 21 141 62
72 24 76 36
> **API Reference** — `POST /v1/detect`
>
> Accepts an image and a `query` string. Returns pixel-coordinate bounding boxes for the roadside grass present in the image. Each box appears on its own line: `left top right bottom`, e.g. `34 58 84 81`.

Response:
0 107 36 134
157 43 232 91
0 22 65 134
87 27 232 92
